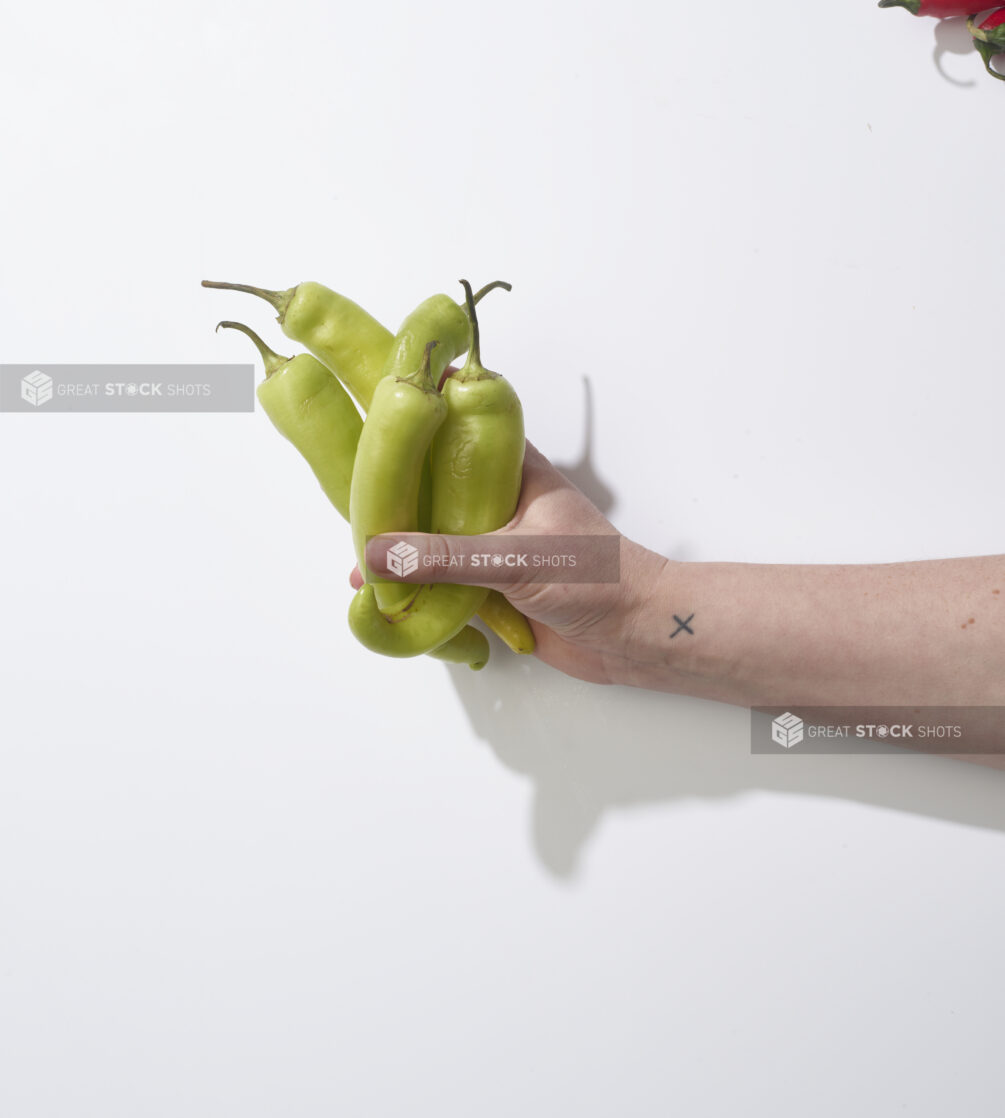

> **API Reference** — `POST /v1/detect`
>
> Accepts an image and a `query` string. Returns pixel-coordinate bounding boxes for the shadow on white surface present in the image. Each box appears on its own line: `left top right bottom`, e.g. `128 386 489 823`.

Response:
444 383 1005 879
448 655 1005 878
549 376 617 516
933 16 982 86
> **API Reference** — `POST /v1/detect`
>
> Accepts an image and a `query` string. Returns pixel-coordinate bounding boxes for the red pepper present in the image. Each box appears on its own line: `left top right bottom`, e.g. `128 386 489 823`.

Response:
968 7 1005 80
879 0 988 15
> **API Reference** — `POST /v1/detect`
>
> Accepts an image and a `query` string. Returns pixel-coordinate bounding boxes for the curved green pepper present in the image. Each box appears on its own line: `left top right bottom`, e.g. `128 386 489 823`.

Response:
208 278 527 667
218 320 361 521
347 280 524 661
352 285 505 615
348 583 490 666
203 279 393 410
431 280 525 538
349 340 447 616
201 279 512 411
220 321 487 667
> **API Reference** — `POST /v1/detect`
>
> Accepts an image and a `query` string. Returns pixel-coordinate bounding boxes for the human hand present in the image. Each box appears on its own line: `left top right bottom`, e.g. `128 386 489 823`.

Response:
349 440 667 684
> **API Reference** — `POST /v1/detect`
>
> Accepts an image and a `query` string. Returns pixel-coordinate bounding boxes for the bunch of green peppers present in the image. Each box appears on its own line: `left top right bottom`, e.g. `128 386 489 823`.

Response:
203 275 533 671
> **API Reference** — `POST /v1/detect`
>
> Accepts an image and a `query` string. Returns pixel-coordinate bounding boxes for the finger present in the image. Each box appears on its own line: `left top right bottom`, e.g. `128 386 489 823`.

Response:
365 532 507 588
349 565 363 590
365 531 618 588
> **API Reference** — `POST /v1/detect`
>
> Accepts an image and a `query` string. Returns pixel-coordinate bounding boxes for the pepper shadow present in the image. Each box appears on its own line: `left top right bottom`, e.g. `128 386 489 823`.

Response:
932 15 983 86
550 376 616 516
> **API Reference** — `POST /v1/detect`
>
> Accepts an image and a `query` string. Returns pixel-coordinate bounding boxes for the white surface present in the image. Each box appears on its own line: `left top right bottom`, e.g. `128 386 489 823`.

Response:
2 2 1004 1115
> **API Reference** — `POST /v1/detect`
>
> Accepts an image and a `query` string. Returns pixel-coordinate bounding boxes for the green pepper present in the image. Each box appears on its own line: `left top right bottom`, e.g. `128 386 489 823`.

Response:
348 583 493 664
220 321 487 668
217 320 361 521
207 277 529 666
203 279 393 410
430 280 525 541
349 339 448 615
201 279 511 412
474 587 535 654
350 284 506 614
380 293 472 548
347 338 491 667
423 623 491 669
347 280 525 662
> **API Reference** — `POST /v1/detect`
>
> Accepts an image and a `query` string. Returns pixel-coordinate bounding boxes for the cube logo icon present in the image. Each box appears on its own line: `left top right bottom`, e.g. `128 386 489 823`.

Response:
771 711 804 749
21 370 53 407
386 540 419 578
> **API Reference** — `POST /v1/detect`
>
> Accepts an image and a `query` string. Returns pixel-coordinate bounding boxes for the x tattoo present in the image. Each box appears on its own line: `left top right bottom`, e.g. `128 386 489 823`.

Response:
670 613 694 638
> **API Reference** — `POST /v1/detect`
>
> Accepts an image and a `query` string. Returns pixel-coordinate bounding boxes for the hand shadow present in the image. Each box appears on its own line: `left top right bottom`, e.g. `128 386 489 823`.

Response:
444 375 1005 880
447 657 1005 879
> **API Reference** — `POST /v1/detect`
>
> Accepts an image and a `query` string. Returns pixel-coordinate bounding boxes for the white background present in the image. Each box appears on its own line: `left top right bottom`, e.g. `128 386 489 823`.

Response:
2 2 1004 1115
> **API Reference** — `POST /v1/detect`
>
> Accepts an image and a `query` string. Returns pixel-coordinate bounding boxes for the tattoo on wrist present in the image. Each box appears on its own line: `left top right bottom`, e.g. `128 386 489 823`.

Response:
670 613 694 638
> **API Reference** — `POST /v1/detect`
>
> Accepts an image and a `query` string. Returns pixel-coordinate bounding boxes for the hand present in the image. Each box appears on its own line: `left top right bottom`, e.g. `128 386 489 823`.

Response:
349 440 666 684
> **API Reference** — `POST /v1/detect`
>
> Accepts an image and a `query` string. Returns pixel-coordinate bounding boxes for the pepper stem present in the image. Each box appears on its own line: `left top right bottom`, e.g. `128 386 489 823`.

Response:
461 280 482 369
400 339 440 391
974 38 1005 79
456 278 498 382
877 0 920 13
472 279 512 305
201 279 296 321
216 320 290 379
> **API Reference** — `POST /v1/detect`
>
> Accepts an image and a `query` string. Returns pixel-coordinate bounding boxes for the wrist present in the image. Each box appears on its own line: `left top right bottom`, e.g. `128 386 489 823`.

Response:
608 548 730 698
606 542 678 689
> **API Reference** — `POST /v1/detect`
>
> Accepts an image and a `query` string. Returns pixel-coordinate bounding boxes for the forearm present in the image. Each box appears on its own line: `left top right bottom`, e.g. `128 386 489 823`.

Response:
615 549 1005 710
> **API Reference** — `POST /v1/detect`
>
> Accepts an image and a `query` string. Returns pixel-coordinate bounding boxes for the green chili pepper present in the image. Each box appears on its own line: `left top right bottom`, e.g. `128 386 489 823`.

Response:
476 590 535 654
349 339 448 615
430 280 525 542
203 279 392 410
381 293 473 545
351 283 508 615
217 320 361 521
201 278 511 412
347 279 524 663
209 278 528 666
436 278 531 653
348 583 492 666
347 337 491 667
220 321 486 668
424 623 491 669
380 282 512 540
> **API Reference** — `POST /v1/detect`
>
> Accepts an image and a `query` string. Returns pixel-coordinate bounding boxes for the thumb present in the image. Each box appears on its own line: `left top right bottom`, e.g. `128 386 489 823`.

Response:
365 530 513 589
365 530 619 587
